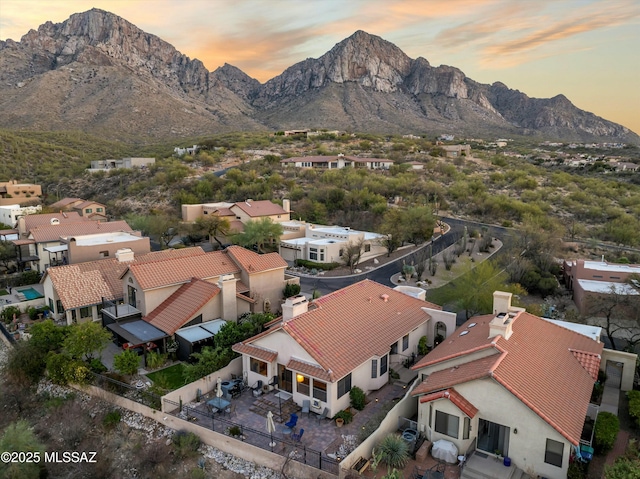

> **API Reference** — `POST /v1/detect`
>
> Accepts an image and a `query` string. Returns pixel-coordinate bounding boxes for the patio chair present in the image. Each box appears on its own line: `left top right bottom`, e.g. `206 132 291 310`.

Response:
301 399 310 415
291 428 304 442
225 404 237 418
284 413 298 429
314 407 329 421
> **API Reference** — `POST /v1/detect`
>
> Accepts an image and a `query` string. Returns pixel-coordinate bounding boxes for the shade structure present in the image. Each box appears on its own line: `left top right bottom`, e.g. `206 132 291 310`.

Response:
266 410 277 448
216 377 223 399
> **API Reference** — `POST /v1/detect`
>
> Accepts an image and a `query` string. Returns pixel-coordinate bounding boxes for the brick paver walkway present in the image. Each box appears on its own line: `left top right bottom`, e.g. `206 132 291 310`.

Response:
605 429 629 466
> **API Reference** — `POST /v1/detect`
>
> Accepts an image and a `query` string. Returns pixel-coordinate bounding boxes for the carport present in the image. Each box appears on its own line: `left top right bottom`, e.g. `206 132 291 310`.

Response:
175 319 227 361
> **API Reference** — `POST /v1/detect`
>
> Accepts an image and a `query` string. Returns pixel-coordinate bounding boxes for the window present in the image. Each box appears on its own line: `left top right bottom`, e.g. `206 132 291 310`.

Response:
390 342 398 355
70 309 77 324
337 373 352 399
545 439 563 467
371 359 378 378
380 354 388 375
435 411 459 439
99 250 109 258
402 334 409 351
204 211 208 214
56 300 64 314
80 307 90 318
85 208 92 214
310 247 318 261
463 417 470 440
297 374 310 396
364 244 371 252
250 358 268 376
49 298 54 311
313 380 327 401
97 208 103 212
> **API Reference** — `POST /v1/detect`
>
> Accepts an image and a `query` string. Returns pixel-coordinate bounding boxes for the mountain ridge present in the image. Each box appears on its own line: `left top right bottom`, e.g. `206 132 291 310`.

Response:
0 9 637 143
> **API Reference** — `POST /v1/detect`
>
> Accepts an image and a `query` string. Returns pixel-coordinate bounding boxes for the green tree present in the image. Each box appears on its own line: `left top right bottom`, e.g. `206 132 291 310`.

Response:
29 319 69 353
232 217 283 253
182 346 234 383
3 341 47 384
432 260 522 320
0 420 46 479
0 240 17 271
63 321 112 361
193 215 231 249
113 349 140 376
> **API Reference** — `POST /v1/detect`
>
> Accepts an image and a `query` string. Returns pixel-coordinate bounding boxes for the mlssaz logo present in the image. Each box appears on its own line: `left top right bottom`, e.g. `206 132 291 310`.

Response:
45 452 97 463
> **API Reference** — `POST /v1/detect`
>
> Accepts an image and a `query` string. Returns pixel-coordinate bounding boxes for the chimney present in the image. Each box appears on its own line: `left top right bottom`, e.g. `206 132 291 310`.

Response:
115 248 135 262
380 294 389 303
218 274 238 322
282 294 308 322
489 291 525 340
283 199 291 213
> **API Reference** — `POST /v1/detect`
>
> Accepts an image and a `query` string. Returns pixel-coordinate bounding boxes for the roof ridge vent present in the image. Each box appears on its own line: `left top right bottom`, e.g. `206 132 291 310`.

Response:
380 294 390 302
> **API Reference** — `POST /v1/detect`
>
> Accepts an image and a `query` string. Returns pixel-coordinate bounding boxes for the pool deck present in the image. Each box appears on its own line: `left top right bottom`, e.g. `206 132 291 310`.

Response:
0 283 45 305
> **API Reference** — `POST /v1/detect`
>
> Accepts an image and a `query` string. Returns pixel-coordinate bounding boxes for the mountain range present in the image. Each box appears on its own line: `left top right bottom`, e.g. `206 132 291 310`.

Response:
0 8 637 143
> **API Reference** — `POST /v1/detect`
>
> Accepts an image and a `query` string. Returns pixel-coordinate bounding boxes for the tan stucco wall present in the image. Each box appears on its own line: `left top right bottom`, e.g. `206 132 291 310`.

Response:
417 378 571 479
602 349 637 391
67 236 149 265
246 269 286 314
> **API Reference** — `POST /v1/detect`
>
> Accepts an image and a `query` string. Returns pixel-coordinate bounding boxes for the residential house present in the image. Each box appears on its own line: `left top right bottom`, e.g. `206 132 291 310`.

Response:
51 197 107 221
181 199 291 233
232 280 456 418
0 204 42 228
440 145 471 158
279 221 386 265
88 157 155 172
410 292 603 479
63 231 150 265
0 180 42 206
406 161 424 170
563 259 640 314
280 154 394 170
174 145 200 156
15 219 133 272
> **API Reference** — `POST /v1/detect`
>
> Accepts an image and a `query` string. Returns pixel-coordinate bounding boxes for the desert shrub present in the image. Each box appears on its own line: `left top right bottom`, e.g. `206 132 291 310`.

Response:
334 409 354 424
283 283 301 298
4 341 47 383
567 461 587 479
172 430 201 458
146 350 168 370
376 434 410 469
350 386 366 411
113 349 140 376
627 390 640 429
418 336 429 355
89 358 107 373
102 410 122 430
594 411 620 453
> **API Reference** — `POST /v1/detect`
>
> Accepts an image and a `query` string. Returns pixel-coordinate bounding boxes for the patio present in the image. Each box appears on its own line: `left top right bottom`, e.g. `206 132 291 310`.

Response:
170 379 411 460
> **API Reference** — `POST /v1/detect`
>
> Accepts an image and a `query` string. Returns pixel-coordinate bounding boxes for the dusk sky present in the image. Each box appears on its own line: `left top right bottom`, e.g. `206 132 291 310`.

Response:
1 0 639 135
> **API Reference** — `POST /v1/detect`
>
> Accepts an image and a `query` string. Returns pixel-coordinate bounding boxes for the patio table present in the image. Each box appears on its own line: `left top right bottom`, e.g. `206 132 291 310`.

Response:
207 397 231 413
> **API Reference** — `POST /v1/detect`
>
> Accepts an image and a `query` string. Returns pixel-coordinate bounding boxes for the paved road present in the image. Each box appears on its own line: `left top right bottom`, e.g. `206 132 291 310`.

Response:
299 217 515 295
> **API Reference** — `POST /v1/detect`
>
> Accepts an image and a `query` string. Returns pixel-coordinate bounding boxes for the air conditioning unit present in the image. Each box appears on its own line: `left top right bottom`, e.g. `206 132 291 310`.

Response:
312 399 321 409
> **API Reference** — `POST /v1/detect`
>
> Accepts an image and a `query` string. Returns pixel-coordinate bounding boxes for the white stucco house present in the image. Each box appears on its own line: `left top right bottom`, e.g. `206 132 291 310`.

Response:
232 280 456 418
410 292 603 479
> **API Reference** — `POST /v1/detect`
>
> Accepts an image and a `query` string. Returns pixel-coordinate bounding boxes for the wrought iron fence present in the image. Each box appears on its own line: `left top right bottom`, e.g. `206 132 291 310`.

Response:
164 398 339 475
88 372 162 410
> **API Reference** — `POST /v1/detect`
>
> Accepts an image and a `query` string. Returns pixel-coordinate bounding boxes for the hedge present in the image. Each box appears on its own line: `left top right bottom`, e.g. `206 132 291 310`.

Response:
294 259 340 271
594 411 619 453
627 390 640 429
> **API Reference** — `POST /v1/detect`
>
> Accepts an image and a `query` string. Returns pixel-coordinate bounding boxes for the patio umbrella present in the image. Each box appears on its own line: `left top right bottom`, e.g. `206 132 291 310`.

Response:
216 377 223 399
266 410 277 448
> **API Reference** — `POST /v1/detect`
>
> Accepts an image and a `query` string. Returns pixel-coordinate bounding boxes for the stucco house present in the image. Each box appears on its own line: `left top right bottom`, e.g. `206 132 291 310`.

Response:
440 145 471 158
410 292 603 479
51 197 107 221
0 180 42 206
280 154 393 170
279 221 386 265
181 199 291 229
232 280 456 418
563 259 640 314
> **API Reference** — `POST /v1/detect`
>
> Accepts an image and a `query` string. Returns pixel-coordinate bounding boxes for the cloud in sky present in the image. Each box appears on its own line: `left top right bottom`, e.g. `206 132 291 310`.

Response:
0 0 638 132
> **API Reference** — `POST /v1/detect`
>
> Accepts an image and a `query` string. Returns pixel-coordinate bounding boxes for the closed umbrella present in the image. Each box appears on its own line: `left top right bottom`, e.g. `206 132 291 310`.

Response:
216 377 223 399
266 410 277 448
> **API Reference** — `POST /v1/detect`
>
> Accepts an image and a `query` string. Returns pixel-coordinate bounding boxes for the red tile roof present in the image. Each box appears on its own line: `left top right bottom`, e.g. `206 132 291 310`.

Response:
412 313 603 445
287 358 333 382
50 198 83 209
232 343 278 362
44 247 206 310
23 212 88 232
144 278 220 335
226 245 288 273
127 250 240 290
74 200 105 209
419 388 479 418
231 200 287 217
29 220 132 242
238 280 435 383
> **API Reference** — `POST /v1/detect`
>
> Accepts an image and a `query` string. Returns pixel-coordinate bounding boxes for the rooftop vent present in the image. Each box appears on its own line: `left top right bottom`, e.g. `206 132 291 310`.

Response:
468 323 477 328
459 330 469 337
380 294 390 303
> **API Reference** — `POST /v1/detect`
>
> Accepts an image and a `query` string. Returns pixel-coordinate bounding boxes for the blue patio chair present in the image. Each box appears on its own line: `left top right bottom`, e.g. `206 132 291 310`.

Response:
301 399 310 415
284 413 298 429
291 428 304 442
314 407 329 421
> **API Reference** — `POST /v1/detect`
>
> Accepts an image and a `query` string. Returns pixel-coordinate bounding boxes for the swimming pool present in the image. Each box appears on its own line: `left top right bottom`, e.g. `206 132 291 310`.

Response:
17 287 44 300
